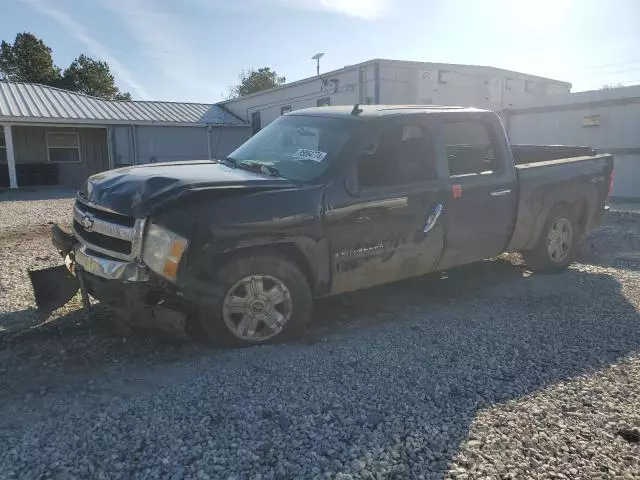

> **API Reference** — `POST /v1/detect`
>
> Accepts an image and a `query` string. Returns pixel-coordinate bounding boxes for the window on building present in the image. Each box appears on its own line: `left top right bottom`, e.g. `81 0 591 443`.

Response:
504 77 514 91
442 122 499 177
251 111 262 135
0 130 6 163
46 132 80 163
525 80 535 93
437 69 449 85
317 97 331 107
281 105 292 115
357 122 436 188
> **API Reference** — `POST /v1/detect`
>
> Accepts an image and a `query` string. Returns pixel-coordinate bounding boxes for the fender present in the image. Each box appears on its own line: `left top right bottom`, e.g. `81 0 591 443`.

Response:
219 235 331 296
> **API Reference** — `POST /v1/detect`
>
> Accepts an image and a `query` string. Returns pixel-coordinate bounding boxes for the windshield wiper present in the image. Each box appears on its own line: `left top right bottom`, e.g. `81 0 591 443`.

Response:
237 161 281 177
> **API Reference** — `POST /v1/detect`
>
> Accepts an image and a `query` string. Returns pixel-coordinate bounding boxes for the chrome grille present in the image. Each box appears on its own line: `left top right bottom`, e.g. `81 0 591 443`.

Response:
73 197 145 261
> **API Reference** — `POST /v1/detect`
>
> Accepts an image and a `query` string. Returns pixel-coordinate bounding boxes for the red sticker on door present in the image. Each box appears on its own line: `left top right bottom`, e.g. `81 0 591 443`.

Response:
452 184 462 199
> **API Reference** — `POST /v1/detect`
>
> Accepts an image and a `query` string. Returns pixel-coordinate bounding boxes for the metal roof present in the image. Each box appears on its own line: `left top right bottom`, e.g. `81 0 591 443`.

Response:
0 82 246 126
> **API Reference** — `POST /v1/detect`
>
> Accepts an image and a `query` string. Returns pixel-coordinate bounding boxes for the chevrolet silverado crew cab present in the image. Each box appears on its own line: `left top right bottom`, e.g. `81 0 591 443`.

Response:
35 105 614 346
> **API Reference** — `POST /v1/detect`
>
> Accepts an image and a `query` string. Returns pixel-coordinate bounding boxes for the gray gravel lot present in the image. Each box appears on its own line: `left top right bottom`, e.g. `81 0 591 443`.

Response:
0 188 75 232
0 193 639 479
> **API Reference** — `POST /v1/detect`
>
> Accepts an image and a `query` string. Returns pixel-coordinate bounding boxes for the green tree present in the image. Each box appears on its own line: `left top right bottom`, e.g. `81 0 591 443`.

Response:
0 33 132 100
0 32 61 84
114 91 133 101
230 67 286 97
59 54 131 100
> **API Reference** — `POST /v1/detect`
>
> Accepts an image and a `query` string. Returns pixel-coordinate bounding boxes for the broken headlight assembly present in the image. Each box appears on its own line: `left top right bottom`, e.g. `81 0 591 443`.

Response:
142 224 188 281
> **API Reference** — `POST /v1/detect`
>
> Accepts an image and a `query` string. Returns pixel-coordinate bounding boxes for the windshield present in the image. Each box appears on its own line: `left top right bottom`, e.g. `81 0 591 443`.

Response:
226 115 354 182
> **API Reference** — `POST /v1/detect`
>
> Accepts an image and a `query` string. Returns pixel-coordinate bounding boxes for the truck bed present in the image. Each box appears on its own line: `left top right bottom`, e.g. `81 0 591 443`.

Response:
511 144 597 165
507 153 614 252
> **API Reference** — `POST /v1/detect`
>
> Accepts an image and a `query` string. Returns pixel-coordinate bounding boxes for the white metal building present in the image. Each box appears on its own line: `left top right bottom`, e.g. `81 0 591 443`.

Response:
221 58 571 132
0 82 250 188
506 85 640 199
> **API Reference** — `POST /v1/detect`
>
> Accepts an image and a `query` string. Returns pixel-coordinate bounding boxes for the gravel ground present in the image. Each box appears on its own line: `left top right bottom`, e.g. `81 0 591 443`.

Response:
0 188 75 232
0 189 76 333
0 195 639 479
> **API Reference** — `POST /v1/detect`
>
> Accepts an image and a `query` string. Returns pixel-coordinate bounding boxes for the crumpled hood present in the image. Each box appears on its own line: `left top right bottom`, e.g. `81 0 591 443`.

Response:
81 160 296 217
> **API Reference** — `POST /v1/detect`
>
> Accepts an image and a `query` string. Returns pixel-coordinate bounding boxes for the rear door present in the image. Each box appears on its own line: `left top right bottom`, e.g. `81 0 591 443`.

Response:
325 116 446 294
436 114 518 269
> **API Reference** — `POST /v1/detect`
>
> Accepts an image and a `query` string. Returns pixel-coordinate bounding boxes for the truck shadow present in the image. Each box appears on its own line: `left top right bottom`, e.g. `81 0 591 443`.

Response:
299 260 640 476
309 257 532 337
1 258 639 478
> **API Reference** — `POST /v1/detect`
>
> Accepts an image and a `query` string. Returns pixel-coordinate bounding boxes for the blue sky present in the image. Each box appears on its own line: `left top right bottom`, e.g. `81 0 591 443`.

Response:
3 0 640 103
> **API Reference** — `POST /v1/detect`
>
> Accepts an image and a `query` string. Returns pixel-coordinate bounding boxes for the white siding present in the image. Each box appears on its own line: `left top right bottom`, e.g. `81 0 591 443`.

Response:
508 103 640 148
223 59 571 128
377 62 569 111
135 126 208 164
210 127 252 158
223 66 363 128
112 125 252 166
507 87 640 199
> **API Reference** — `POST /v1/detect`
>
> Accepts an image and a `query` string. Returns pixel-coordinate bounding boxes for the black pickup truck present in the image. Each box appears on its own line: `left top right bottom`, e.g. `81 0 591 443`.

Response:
36 105 614 345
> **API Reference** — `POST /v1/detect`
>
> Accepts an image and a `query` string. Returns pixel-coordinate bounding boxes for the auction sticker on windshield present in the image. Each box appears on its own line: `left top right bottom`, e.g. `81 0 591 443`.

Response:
293 149 327 162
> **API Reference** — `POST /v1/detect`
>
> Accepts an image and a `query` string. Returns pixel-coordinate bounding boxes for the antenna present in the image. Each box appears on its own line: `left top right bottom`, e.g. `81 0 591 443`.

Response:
350 104 363 116
311 52 327 89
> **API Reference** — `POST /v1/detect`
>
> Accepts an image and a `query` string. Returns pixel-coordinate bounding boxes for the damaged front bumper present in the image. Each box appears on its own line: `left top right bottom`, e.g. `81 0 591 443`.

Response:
51 223 149 282
74 243 150 282
38 224 190 338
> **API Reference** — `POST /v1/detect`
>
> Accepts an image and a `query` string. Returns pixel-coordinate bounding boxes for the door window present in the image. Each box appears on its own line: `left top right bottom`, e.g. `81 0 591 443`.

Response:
442 122 499 177
357 123 436 188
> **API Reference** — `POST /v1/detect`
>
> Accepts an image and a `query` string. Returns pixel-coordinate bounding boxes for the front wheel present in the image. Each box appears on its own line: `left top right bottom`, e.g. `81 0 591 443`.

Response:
200 253 312 346
522 204 579 273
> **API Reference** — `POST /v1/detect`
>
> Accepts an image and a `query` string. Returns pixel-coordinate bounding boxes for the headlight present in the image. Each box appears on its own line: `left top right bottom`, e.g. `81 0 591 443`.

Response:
142 224 188 281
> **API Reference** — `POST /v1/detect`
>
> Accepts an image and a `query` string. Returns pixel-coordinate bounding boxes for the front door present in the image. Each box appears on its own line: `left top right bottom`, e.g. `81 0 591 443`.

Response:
325 117 445 294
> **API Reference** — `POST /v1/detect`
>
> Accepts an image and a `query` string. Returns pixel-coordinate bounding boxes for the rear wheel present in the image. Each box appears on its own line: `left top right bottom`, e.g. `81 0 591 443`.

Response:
522 204 579 273
200 253 312 346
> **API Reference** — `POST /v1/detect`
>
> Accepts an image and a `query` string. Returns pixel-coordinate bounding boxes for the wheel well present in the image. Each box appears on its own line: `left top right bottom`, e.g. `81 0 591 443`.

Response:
218 243 317 294
553 198 588 233
271 243 316 292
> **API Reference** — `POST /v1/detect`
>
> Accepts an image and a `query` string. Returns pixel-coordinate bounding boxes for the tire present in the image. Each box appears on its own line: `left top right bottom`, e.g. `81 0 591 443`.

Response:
200 253 312 347
522 204 579 273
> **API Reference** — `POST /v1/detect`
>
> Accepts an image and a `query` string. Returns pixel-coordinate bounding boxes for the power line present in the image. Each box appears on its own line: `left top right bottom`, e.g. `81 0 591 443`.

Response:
597 79 640 88
584 59 640 70
589 67 640 76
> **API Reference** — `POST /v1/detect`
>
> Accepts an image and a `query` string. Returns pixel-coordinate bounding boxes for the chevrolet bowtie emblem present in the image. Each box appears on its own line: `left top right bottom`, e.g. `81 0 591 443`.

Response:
81 214 95 231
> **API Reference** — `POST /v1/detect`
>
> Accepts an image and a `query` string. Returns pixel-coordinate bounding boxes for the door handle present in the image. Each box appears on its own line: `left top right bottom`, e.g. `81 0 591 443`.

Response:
490 189 511 196
424 202 444 233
